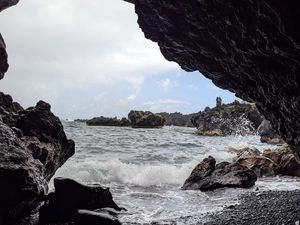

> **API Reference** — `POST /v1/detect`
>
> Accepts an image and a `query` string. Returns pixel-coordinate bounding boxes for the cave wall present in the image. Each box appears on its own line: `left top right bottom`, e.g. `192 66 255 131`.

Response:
129 0 300 157
0 0 19 79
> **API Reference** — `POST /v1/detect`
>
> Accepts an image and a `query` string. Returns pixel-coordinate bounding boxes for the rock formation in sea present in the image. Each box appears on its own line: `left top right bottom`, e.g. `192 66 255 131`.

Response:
157 112 198 127
0 92 75 224
191 99 264 136
182 156 257 191
128 110 165 128
87 116 131 127
127 0 300 158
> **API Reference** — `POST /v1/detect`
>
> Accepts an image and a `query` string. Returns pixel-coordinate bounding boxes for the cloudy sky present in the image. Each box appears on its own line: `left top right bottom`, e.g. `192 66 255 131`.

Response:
0 0 237 119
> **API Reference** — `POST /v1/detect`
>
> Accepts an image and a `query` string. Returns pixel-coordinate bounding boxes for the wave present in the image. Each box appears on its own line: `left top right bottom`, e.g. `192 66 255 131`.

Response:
53 159 198 187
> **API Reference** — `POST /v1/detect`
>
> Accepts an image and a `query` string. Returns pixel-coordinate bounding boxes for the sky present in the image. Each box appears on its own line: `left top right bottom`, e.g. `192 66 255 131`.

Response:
0 0 237 119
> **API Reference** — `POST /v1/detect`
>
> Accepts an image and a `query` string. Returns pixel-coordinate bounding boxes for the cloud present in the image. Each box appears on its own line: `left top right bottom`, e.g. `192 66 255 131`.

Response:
142 99 191 113
0 0 179 117
126 94 137 101
159 79 171 91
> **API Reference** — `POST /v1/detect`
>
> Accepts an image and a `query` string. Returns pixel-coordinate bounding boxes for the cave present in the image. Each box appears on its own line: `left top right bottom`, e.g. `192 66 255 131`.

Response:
1 0 300 224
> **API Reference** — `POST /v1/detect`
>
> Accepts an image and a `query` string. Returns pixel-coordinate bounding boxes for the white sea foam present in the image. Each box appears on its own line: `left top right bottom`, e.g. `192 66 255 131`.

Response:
56 122 296 224
54 158 197 187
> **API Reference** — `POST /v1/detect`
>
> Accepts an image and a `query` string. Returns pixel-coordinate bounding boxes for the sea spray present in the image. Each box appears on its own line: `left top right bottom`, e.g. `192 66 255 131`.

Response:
52 122 290 225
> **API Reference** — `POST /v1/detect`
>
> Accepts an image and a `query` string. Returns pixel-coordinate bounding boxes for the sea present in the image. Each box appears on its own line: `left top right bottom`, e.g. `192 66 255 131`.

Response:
52 121 300 225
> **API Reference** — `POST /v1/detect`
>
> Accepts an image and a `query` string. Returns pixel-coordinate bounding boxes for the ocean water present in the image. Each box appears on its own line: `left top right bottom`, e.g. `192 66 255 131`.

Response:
53 122 300 225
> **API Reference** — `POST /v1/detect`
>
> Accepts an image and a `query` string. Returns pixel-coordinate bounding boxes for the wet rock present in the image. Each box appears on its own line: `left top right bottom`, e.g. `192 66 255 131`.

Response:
39 177 121 224
182 156 257 191
87 116 130 127
191 99 263 136
131 0 300 157
0 93 75 224
74 209 121 225
263 145 300 177
128 110 165 128
236 155 277 177
228 147 261 158
228 145 300 177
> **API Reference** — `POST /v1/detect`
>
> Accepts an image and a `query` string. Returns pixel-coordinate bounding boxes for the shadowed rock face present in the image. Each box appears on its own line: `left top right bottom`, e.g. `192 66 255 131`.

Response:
0 0 20 79
0 33 8 79
131 0 300 157
0 0 19 12
0 92 75 223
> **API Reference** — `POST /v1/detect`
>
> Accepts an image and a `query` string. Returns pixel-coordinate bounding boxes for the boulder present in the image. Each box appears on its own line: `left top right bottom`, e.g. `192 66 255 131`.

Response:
263 145 300 177
182 156 257 191
0 93 75 224
191 99 264 136
131 0 300 158
128 110 165 128
236 155 277 177
87 116 130 127
39 177 121 224
228 145 300 177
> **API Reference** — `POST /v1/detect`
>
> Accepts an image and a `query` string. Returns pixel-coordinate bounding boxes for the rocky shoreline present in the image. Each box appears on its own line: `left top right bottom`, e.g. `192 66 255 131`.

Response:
1 0 300 224
204 190 300 225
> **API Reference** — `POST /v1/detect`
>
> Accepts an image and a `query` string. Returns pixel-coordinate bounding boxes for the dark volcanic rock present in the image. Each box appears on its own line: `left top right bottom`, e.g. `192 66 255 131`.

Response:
157 112 197 127
182 156 257 191
74 119 88 123
257 119 284 144
0 92 75 224
87 116 130 127
229 145 300 177
131 0 300 157
0 33 8 79
128 110 165 128
0 0 19 12
236 154 277 177
39 177 121 224
263 145 300 177
191 100 263 136
0 0 19 79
